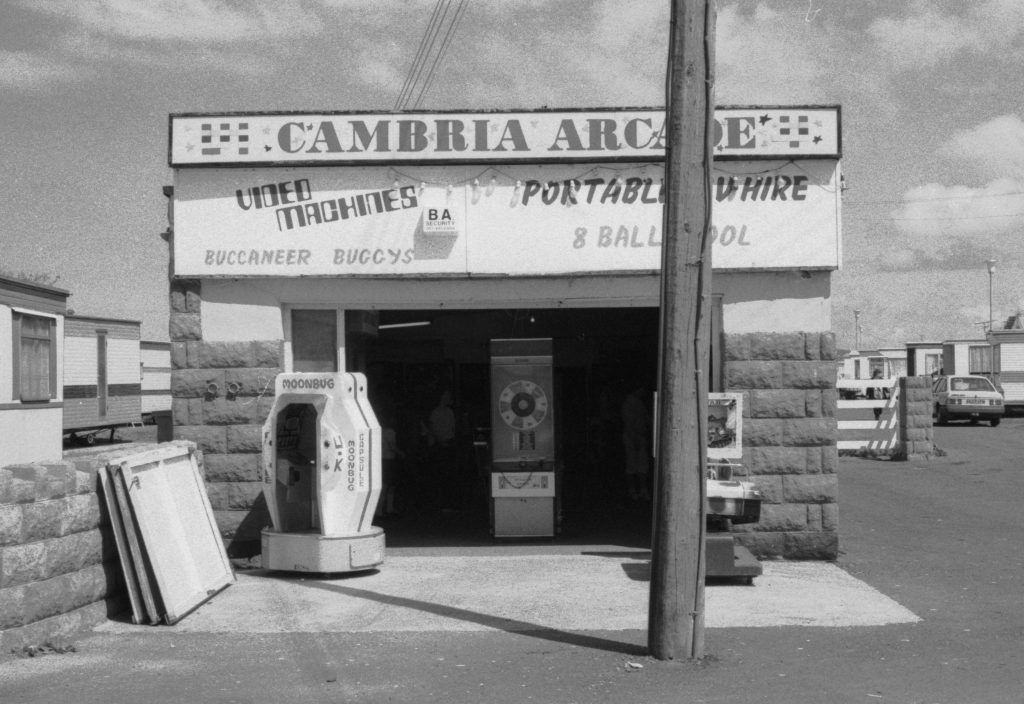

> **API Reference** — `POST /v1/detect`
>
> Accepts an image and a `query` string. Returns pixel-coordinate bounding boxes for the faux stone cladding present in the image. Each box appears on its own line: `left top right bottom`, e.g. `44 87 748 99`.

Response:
169 280 275 555
168 279 839 560
724 332 839 560
895 376 935 460
1 454 133 651
171 360 278 554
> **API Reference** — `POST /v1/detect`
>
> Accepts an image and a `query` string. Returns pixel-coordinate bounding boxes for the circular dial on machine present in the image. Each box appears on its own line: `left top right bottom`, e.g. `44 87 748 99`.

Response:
498 379 549 430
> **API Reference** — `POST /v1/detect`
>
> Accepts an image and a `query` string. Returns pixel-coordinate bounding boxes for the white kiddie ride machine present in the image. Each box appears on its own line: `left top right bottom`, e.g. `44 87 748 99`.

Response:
260 372 385 573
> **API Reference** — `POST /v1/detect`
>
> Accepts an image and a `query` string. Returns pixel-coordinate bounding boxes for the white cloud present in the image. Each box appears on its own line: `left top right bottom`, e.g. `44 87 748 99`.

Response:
714 4 831 104
358 57 408 95
868 0 1024 69
2 0 869 108
893 114 1024 236
938 115 1024 181
884 248 920 270
592 0 665 54
570 1 667 105
891 178 1024 237
868 7 976 68
0 51 82 89
377 1 668 110
17 0 324 43
12 1 569 99
455 1 847 110
7 0 371 89
8 31 279 85
958 302 993 330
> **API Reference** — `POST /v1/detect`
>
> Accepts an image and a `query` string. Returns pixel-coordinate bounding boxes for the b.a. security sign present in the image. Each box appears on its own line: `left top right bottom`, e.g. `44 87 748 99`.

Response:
423 207 456 234
169 107 840 166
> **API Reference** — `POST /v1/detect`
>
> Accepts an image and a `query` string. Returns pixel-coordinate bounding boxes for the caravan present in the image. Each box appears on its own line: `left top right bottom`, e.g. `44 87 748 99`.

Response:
63 316 143 443
988 314 1024 412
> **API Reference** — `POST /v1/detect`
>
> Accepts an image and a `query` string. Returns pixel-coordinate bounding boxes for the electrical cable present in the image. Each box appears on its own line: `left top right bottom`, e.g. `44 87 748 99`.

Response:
849 212 1024 222
394 0 467 111
391 0 444 110
393 0 449 111
412 0 469 110
844 190 1024 205
695 1 715 615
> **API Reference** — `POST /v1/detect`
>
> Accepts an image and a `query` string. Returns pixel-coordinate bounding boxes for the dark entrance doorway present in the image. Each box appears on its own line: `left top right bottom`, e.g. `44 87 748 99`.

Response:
350 307 661 547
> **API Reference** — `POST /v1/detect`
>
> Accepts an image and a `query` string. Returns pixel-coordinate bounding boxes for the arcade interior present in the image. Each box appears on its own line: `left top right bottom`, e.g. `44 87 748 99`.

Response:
347 306 675 547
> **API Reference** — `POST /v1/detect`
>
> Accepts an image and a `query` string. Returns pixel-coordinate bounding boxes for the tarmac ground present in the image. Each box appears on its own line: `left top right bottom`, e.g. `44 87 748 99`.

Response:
3 419 1024 703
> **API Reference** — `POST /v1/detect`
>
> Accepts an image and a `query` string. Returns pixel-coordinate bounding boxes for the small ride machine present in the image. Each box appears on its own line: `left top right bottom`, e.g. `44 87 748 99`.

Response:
489 338 557 538
260 372 385 573
705 392 762 583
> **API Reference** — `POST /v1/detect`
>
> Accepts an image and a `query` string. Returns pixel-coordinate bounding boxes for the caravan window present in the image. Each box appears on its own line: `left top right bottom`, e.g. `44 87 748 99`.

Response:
968 345 992 374
13 313 57 402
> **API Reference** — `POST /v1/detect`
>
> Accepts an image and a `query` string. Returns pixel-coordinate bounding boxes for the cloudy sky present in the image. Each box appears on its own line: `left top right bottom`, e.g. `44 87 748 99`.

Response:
2 0 1023 349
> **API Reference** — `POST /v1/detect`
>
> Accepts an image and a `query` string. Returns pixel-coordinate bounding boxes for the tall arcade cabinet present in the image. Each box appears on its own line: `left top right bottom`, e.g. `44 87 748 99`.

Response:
489 338 557 538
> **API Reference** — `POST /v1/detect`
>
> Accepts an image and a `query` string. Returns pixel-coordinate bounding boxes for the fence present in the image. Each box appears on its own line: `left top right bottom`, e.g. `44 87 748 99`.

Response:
836 378 900 452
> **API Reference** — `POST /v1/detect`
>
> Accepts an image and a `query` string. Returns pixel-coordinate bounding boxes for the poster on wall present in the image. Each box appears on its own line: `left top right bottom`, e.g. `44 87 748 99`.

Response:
707 392 743 460
171 160 840 277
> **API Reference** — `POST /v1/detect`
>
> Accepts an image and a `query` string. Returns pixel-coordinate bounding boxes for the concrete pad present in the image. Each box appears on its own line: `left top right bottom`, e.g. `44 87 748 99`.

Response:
96 554 918 634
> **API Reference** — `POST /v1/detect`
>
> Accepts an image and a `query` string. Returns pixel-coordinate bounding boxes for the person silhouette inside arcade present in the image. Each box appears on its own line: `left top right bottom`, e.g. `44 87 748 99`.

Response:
621 383 652 502
426 389 460 511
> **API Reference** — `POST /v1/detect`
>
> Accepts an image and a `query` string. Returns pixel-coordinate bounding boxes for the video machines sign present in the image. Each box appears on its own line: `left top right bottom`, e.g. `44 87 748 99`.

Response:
172 159 841 276
169 107 841 166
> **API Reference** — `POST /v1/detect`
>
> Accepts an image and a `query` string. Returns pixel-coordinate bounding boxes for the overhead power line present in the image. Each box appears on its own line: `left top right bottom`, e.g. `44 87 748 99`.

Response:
393 0 468 111
848 212 1024 222
411 0 468 110
393 0 447 111
845 190 1024 206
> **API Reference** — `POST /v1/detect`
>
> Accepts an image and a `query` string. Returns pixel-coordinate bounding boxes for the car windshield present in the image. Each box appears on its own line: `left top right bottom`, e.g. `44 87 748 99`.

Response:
950 377 995 392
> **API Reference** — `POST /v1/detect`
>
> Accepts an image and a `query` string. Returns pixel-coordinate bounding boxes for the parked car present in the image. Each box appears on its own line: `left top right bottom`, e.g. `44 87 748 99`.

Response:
932 375 1004 426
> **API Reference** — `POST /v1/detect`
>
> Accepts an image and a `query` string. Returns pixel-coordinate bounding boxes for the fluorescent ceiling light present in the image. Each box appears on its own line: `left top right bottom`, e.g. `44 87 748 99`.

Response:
378 321 431 330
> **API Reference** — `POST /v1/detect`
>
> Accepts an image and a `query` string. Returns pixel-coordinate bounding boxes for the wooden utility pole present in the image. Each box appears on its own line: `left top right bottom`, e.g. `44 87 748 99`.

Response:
648 0 715 661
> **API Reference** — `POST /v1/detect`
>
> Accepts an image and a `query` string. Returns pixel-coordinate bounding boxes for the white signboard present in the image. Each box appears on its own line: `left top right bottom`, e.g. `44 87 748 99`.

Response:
172 161 840 277
169 107 841 166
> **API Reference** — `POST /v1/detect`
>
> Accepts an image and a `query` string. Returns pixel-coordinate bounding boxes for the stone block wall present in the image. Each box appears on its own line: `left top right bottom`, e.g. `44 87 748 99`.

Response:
895 376 934 460
1 442 206 650
0 454 127 651
168 281 841 560
724 332 839 560
170 279 277 557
